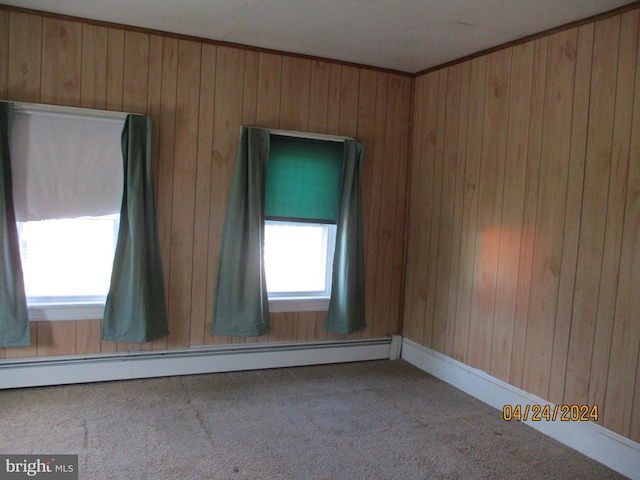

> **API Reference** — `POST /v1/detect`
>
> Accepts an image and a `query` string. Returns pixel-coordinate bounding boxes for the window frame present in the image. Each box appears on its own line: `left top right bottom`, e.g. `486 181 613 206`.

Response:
263 128 348 314
9 103 128 323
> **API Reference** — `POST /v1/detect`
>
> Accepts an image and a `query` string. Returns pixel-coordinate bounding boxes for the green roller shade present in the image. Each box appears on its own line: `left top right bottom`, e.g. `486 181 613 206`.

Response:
265 135 344 224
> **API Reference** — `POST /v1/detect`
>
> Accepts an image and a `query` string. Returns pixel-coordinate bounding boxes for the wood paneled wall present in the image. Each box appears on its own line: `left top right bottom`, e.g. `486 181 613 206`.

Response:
0 8 412 359
404 8 640 441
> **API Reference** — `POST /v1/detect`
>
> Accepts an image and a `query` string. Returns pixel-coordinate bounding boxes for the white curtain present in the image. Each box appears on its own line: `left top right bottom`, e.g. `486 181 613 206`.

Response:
10 110 124 221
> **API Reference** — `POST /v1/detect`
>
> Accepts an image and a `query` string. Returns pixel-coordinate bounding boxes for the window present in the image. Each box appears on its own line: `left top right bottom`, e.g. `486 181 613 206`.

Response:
9 105 125 321
264 220 336 311
17 215 119 320
264 134 344 312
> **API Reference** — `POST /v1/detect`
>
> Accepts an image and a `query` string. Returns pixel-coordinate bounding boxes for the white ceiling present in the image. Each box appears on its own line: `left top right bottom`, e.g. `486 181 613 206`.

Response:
3 0 635 73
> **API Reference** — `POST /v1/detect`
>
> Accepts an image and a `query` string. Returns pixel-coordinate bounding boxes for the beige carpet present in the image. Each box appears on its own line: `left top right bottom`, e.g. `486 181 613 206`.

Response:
0 360 625 479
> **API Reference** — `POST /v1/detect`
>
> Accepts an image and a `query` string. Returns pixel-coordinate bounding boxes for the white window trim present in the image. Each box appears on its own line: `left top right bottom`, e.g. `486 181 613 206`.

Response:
268 296 330 313
27 297 106 321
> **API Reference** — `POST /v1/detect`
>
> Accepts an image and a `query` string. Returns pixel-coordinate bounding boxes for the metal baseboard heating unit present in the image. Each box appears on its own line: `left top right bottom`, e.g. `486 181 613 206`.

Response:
0 336 402 389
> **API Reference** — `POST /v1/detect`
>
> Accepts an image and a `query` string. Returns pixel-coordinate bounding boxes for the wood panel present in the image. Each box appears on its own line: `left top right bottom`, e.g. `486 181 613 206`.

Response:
423 69 448 348
603 8 640 439
432 64 460 353
356 69 377 322
308 61 330 134
391 76 413 337
509 37 547 388
521 28 577 399
190 43 217 347
590 10 638 426
490 42 533 383
453 57 485 361
373 73 404 337
8 12 41 102
444 61 471 358
80 24 108 110
0 10 8 98
0 11 7 360
36 321 76 357
405 7 640 441
361 72 387 339
105 28 124 111
280 56 310 131
467 48 510 373
563 16 619 406
41 18 82 107
402 74 429 344
548 23 593 405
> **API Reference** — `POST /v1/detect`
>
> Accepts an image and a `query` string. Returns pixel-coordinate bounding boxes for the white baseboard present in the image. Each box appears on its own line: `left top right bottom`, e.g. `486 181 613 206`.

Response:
401 338 640 480
0 336 398 390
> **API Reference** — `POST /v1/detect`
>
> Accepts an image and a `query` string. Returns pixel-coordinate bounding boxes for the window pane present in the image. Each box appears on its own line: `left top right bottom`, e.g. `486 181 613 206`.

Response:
18 215 119 299
264 222 332 294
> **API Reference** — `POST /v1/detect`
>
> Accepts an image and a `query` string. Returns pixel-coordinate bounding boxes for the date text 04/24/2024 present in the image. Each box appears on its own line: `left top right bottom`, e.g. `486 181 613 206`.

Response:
502 404 599 422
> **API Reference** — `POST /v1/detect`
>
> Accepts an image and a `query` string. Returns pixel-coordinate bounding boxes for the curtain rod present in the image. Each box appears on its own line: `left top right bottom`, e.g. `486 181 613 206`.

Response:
267 128 352 143
12 101 131 121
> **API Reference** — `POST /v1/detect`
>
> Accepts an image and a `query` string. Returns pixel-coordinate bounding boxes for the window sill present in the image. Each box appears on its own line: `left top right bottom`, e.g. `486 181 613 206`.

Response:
27 302 105 321
268 296 329 313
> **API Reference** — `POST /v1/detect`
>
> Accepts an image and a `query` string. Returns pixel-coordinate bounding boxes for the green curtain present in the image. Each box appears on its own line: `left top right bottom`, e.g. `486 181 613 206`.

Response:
212 126 270 337
0 101 30 347
102 114 168 343
326 139 366 335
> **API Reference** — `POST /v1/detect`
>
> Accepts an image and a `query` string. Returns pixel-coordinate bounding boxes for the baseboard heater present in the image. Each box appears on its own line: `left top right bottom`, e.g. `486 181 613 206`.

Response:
0 336 402 389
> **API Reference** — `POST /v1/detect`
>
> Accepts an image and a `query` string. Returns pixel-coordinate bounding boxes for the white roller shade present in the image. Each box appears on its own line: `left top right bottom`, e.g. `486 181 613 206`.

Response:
10 109 125 222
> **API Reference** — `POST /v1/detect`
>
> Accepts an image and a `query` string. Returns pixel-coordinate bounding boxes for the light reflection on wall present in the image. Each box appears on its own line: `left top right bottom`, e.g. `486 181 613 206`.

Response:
477 226 536 316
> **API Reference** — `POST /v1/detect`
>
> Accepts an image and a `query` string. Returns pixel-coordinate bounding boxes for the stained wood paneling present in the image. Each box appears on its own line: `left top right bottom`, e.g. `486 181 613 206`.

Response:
308 61 330 134
360 72 386 338
106 28 124 111
453 57 485 361
374 74 404 337
76 319 102 354
603 8 640 439
190 43 217 347
356 69 377 328
490 42 533 383
167 39 201 349
548 23 593 405
405 7 640 441
444 61 470 358
8 12 41 102
80 24 108 110
280 57 310 131
0 6 410 361
590 10 638 425
0 10 9 98
564 16 619 407
122 31 149 113
37 321 76 357
41 18 81 107
509 36 547 389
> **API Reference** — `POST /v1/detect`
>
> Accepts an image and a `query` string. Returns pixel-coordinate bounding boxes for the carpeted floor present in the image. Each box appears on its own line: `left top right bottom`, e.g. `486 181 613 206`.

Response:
0 360 626 479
